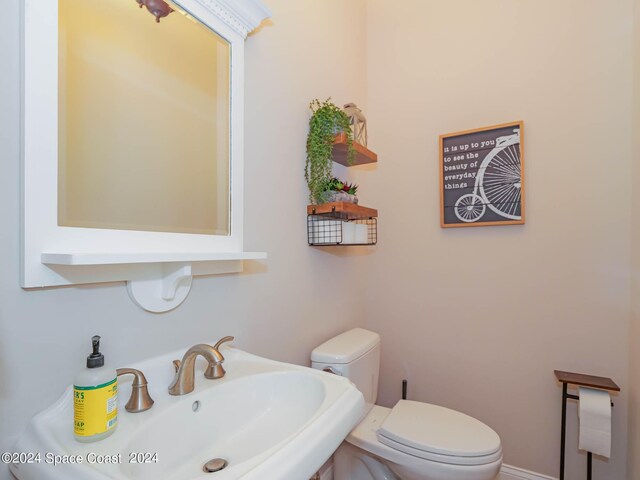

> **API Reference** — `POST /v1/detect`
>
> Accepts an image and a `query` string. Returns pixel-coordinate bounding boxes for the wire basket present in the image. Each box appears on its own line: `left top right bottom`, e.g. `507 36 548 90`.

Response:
307 216 377 246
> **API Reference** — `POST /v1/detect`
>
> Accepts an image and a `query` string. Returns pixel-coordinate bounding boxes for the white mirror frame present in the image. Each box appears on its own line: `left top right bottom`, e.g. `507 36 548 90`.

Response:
21 0 270 312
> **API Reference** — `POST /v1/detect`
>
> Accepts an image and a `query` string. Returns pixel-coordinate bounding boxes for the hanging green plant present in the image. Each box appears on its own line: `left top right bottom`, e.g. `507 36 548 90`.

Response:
305 98 355 204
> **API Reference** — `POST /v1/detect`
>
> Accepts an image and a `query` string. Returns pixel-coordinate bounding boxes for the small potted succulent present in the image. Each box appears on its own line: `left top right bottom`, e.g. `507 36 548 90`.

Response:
322 177 359 204
305 98 356 204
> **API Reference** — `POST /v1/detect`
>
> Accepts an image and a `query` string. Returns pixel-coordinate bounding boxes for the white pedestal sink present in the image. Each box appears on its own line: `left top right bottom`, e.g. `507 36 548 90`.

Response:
10 345 364 480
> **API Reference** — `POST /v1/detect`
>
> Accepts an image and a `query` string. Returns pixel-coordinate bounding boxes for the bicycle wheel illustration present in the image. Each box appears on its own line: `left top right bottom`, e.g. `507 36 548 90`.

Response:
454 194 486 222
478 140 521 220
452 130 521 223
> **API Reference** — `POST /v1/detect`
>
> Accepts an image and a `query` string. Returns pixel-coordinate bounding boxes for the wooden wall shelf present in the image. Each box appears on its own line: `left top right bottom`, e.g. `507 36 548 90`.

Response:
307 132 378 246
332 133 378 167
554 370 620 391
307 202 378 220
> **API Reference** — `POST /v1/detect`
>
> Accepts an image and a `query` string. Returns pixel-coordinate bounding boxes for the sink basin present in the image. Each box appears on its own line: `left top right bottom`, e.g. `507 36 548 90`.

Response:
10 345 364 480
121 371 325 480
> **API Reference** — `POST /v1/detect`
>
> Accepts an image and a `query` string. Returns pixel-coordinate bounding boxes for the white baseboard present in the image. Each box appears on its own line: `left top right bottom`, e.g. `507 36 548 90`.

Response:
315 460 553 480
499 464 557 480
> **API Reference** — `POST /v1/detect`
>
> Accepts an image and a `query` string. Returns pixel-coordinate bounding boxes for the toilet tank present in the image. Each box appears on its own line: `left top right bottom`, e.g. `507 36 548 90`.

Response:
311 328 380 411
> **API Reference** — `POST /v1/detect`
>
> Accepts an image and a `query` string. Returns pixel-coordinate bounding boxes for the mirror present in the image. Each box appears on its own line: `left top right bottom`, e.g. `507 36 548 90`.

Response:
58 0 230 235
22 0 271 302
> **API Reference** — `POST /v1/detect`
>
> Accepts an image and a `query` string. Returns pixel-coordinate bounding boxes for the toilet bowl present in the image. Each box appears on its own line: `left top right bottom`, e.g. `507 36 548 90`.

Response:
311 329 502 480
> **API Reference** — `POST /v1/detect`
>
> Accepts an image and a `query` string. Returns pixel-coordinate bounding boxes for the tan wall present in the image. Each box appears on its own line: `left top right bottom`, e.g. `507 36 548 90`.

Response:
629 0 640 477
362 0 633 477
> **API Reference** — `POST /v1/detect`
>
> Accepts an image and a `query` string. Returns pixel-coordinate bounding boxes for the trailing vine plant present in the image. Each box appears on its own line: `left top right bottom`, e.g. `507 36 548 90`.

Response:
305 98 355 204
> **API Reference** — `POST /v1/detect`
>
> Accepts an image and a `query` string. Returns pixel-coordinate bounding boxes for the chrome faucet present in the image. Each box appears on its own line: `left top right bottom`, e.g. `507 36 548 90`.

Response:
116 368 154 413
168 340 232 396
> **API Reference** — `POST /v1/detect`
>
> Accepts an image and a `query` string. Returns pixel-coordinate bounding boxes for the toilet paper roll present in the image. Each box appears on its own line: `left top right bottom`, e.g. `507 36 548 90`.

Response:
354 223 368 244
341 222 356 244
578 387 611 458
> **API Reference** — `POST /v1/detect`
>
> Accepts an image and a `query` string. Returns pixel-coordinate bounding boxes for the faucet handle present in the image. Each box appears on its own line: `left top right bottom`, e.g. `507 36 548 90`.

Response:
172 360 181 373
213 336 234 351
205 336 234 379
116 368 154 413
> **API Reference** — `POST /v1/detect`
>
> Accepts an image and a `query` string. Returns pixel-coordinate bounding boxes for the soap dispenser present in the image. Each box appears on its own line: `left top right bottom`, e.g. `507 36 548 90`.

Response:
73 335 118 442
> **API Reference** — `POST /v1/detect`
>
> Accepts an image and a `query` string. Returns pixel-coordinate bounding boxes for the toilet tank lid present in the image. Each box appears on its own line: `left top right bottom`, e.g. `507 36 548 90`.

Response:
311 328 380 364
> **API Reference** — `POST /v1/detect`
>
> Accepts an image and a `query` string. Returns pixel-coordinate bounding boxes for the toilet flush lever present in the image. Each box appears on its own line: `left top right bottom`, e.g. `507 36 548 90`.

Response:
322 367 342 376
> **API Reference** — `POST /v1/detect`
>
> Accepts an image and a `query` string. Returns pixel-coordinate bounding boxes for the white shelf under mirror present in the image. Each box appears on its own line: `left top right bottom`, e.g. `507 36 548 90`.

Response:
21 0 271 312
41 251 267 266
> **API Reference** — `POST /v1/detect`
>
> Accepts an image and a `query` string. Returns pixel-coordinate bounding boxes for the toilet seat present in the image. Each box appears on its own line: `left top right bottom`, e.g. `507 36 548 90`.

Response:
377 435 502 466
346 405 502 470
376 400 502 466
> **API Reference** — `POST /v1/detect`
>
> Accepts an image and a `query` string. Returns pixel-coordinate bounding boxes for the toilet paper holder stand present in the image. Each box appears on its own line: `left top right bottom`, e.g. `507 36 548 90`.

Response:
554 370 620 480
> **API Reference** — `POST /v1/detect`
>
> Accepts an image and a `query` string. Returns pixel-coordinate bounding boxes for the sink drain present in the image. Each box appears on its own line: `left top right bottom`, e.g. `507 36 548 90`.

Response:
203 458 228 473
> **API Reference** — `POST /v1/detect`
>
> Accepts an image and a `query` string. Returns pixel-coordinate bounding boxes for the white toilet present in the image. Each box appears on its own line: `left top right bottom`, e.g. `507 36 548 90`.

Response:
311 328 503 480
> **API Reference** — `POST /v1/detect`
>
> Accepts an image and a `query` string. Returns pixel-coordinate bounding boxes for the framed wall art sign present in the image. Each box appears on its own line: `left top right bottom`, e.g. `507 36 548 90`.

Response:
440 121 525 228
